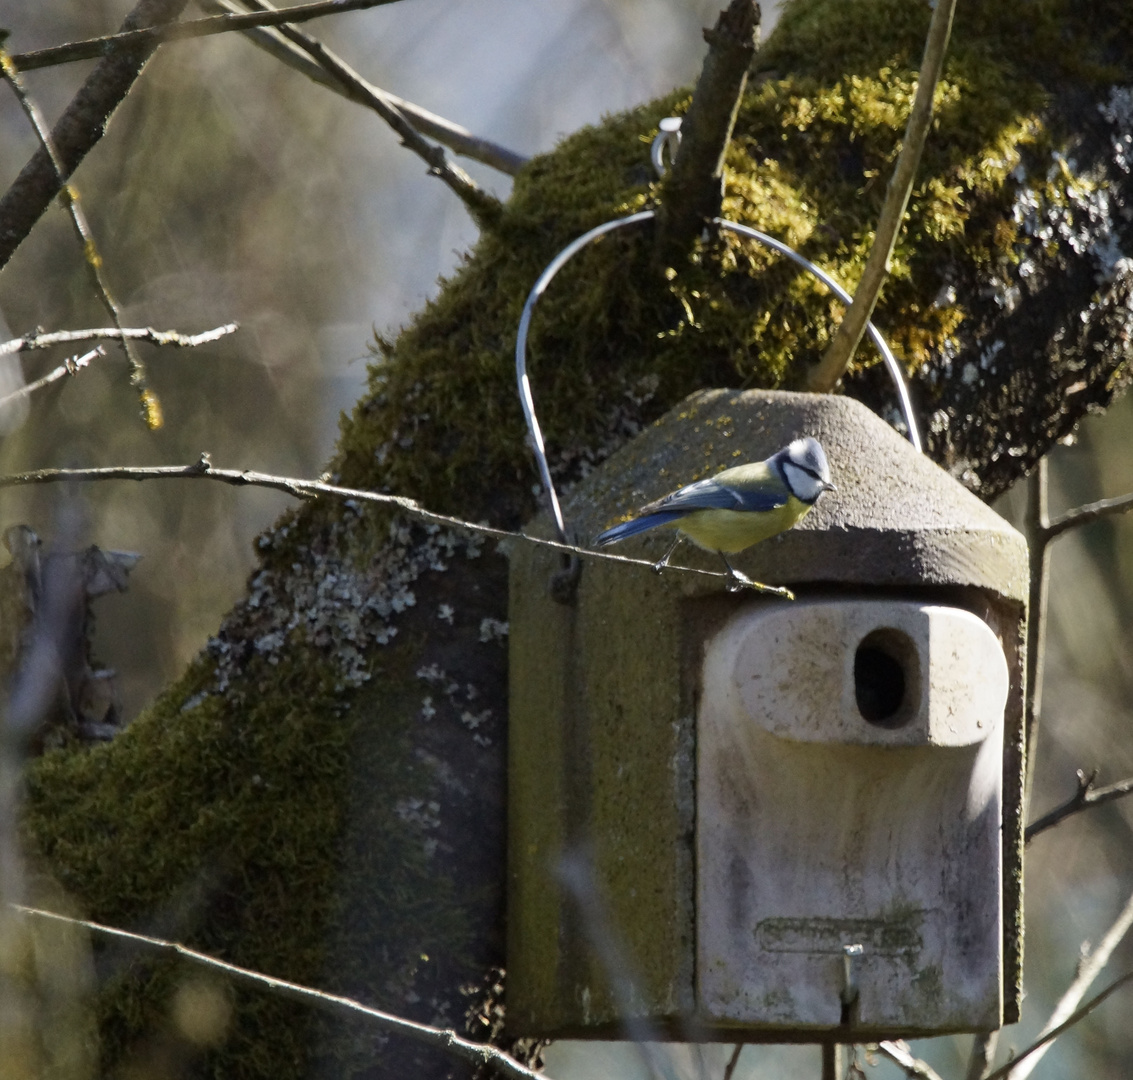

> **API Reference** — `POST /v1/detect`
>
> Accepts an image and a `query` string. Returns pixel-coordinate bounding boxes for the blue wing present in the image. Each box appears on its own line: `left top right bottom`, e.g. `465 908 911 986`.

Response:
730 485 790 512
642 473 788 515
594 510 683 546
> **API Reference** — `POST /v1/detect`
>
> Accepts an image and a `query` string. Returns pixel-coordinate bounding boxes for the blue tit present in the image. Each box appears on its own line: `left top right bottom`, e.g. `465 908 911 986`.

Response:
593 436 834 592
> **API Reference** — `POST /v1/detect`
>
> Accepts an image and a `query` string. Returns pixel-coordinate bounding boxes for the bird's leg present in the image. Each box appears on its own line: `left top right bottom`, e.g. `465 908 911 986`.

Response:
719 553 795 600
719 553 749 591
652 533 682 574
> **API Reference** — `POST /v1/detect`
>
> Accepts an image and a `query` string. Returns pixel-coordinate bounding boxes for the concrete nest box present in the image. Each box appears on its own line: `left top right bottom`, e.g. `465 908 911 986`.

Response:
508 389 1028 1043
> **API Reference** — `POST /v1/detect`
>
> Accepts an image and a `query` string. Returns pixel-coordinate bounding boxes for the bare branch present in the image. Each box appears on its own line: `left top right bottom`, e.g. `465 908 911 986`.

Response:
0 346 103 410
965 1031 999 1080
1024 461 1133 563
722 1044 744 1080
1 57 162 424
1045 490 1133 543
1023 456 1050 804
1002 887 1133 1078
808 0 957 391
1026 768 1133 843
243 1 500 223
654 0 760 263
4 455 798 608
0 325 234 409
0 457 752 589
1 458 325 501
876 1040 946 1080
0 323 238 356
198 0 527 176
0 0 191 272
1021 470 1133 803
988 965 1133 1080
7 0 403 72
12 904 542 1080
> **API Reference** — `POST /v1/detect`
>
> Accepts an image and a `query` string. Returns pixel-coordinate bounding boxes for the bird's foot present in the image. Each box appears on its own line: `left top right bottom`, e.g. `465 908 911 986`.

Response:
725 567 795 600
652 534 681 575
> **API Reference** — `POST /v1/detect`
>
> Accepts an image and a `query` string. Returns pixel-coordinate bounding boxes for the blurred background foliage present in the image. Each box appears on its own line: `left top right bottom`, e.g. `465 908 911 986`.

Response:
1 1 1132 1078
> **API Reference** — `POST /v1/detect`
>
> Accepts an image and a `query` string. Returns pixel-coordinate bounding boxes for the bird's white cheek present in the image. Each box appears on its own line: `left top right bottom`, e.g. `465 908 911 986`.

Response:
782 462 824 503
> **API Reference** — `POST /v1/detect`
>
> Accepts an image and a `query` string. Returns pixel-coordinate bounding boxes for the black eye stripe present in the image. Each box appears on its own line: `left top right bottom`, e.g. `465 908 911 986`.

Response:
788 460 822 480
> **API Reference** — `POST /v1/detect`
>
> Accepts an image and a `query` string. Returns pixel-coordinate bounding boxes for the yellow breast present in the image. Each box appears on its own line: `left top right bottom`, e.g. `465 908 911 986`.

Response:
674 496 812 554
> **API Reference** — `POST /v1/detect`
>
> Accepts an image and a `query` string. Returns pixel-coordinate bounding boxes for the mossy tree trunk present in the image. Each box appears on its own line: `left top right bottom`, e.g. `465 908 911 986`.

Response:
18 1 1133 1076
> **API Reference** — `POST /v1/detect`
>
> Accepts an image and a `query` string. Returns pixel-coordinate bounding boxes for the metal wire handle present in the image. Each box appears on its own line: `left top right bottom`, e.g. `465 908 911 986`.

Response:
514 210 655 542
514 210 922 543
713 217 922 455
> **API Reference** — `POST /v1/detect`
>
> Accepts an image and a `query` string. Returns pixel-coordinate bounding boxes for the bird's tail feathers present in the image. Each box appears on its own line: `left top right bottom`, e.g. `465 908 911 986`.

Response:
593 511 682 547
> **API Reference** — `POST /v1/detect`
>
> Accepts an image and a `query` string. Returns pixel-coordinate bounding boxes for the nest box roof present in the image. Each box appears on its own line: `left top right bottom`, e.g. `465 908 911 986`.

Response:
564 389 1029 601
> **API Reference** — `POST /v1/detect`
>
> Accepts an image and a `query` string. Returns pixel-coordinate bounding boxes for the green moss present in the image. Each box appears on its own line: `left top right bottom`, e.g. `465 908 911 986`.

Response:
22 626 473 1076
20 0 1133 1074
337 0 1132 527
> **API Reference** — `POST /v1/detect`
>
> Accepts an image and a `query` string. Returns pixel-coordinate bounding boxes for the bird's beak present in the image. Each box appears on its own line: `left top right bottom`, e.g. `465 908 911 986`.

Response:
824 481 838 493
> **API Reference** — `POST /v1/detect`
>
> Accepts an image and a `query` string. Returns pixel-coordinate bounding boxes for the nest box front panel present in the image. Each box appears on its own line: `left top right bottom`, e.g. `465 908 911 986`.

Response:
696 598 1006 1035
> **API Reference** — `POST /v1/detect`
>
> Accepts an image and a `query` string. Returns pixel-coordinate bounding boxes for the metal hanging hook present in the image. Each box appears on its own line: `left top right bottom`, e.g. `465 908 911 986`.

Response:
651 116 683 178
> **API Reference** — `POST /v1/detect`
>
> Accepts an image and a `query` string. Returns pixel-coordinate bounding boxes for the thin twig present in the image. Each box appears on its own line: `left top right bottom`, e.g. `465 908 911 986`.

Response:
1022 465 1133 802
1001 889 1133 1078
721 1044 744 1080
808 0 957 391
1045 491 1133 543
198 0 527 176
0 54 160 426
0 323 238 356
7 0 403 72
12 904 542 1080
1023 457 1050 806
0 0 191 272
876 1040 946 1080
0 346 103 410
247 1 499 222
0 456 747 588
965 1031 999 1080
986 967 1133 1080
1027 768 1133 842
